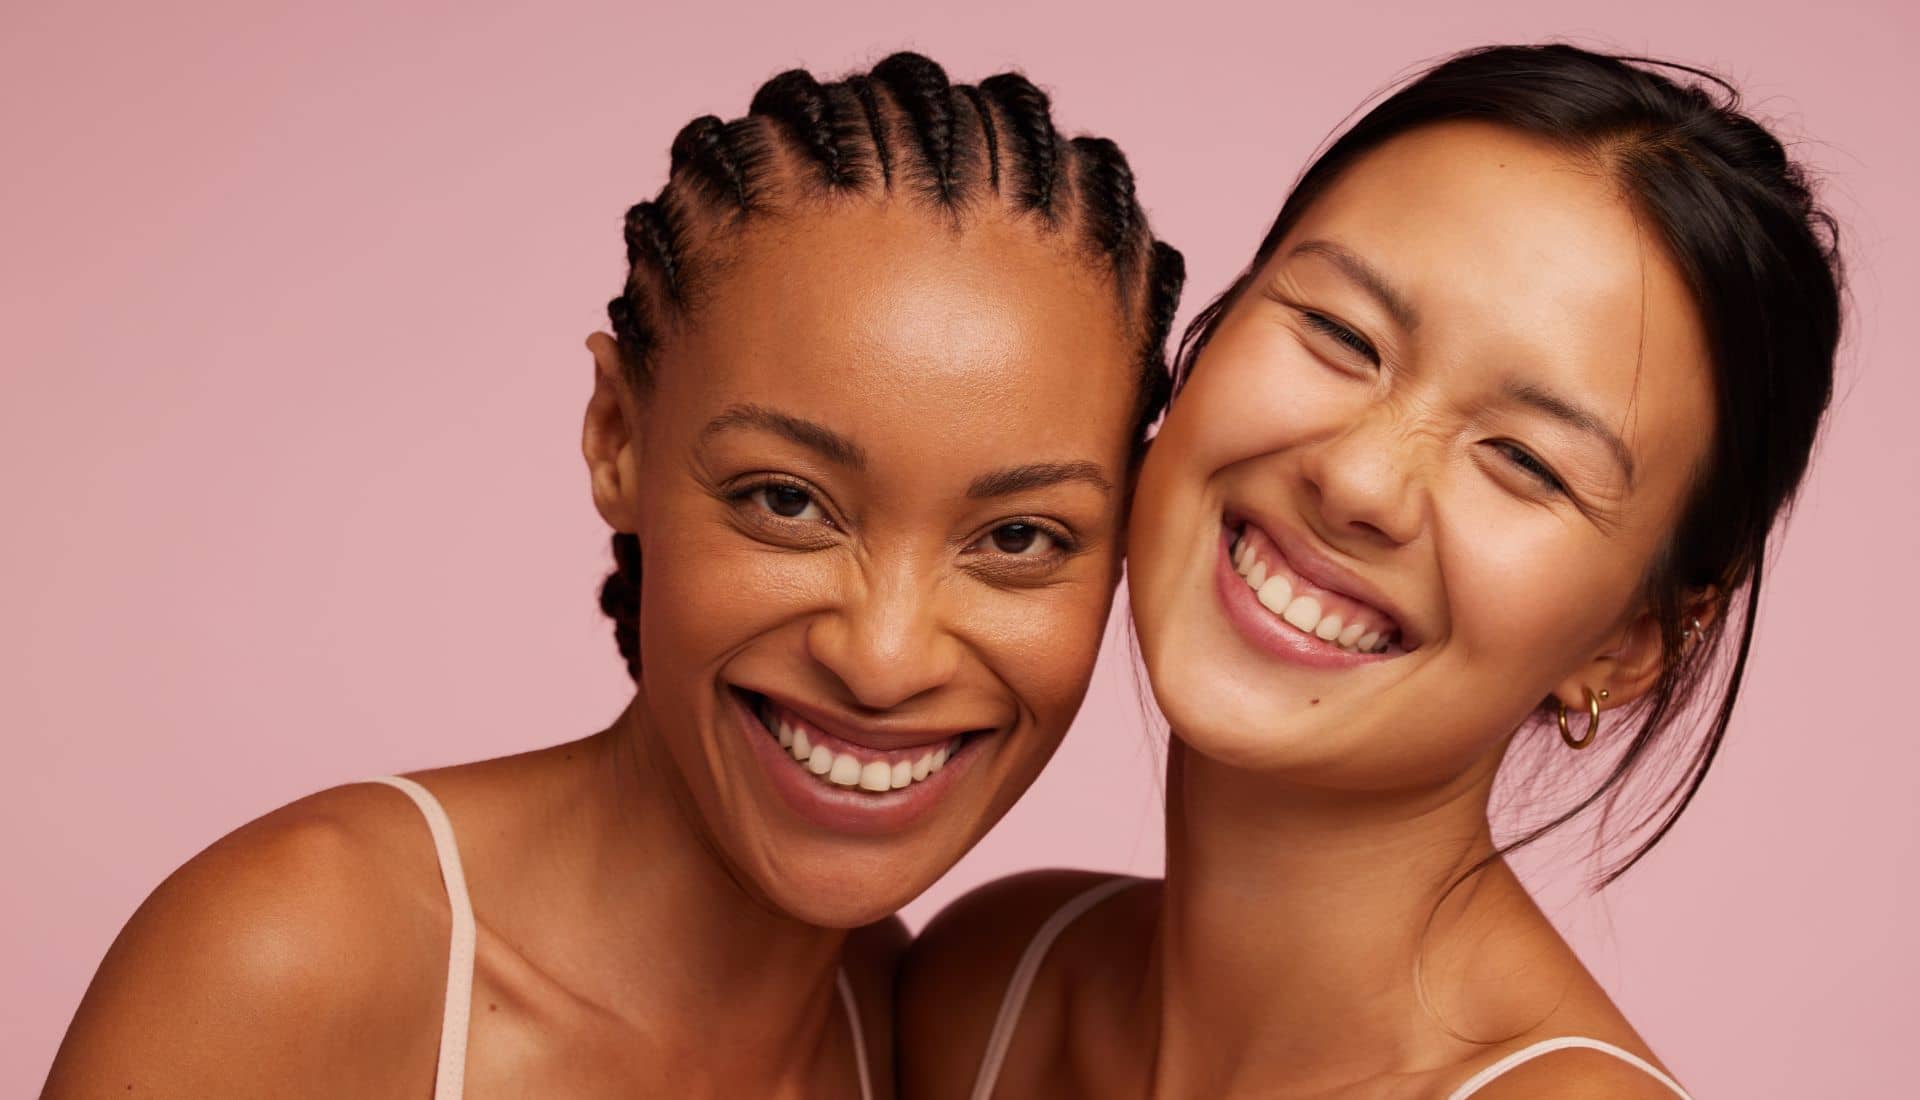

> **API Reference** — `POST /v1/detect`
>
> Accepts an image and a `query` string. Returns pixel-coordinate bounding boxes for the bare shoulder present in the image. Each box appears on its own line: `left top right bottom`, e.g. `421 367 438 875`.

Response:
44 781 452 1098
1457 1044 1685 1100
897 869 1137 1100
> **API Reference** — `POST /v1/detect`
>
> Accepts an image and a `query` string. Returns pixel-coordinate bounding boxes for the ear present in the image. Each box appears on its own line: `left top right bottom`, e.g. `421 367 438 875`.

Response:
582 332 645 533
1549 586 1721 716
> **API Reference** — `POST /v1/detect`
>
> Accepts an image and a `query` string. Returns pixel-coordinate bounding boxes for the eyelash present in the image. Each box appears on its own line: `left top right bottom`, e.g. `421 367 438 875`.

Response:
729 477 1079 561
1489 441 1568 495
733 477 835 527
1301 310 1381 365
1287 305 1577 501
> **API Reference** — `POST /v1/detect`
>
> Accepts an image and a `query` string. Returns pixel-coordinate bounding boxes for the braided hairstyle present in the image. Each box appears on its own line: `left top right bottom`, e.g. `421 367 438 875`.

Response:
598 52 1185 680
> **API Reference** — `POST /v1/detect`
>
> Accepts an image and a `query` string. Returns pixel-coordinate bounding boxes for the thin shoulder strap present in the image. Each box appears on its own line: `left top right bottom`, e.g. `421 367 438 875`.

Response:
835 968 875 1100
369 776 477 1100
1447 1036 1692 1099
969 876 1139 1100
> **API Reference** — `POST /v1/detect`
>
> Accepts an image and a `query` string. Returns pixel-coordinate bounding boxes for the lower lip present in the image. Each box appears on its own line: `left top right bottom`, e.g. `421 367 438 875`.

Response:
1213 528 1393 671
733 692 980 837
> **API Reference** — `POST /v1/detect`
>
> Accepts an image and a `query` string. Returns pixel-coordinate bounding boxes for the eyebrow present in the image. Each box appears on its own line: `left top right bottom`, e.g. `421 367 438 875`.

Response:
967 461 1113 500
1288 239 1419 332
1503 381 1638 486
700 404 867 469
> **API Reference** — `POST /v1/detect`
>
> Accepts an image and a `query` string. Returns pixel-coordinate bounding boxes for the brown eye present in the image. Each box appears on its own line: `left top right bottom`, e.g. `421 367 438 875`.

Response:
748 484 825 521
991 523 1041 554
990 522 1067 556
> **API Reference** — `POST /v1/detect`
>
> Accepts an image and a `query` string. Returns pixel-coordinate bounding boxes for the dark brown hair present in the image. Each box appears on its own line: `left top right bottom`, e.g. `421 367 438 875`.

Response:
1175 44 1842 883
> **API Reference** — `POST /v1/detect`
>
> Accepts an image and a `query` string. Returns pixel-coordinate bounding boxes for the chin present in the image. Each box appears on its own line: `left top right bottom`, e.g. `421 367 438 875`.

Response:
749 841 951 928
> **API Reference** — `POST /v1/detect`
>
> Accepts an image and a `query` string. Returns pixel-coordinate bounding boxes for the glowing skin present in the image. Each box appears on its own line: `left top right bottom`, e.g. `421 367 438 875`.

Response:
1132 121 1715 794
902 122 1715 1099
586 198 1138 928
46 196 1141 1097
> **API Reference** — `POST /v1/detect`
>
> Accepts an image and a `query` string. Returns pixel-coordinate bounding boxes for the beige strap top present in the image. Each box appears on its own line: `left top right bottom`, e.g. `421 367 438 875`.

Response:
968 875 1691 1100
370 776 873 1100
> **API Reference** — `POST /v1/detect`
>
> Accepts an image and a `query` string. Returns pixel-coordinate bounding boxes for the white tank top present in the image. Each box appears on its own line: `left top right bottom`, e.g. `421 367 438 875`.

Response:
371 776 874 1100
967 876 1691 1100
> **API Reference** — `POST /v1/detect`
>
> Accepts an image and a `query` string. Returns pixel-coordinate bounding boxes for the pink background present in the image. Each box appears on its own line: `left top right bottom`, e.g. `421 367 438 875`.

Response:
5 1 1914 1094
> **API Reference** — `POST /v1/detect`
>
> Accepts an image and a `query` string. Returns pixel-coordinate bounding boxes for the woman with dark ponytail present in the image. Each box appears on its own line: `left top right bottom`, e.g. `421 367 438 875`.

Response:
46 53 1183 1097
906 44 1840 1099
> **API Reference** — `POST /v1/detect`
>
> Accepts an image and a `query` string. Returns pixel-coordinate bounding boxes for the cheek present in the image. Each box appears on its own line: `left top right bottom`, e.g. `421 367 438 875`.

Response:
634 507 830 685
1165 319 1359 473
1432 506 1639 678
972 575 1119 729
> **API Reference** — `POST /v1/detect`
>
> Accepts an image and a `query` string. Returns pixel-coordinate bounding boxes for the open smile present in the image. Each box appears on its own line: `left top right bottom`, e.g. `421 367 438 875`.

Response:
1213 518 1418 670
729 687 990 835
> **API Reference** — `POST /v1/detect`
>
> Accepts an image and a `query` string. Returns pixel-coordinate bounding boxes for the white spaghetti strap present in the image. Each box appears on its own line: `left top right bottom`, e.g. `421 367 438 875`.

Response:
969 876 1139 1100
1446 1036 1692 1099
835 968 876 1100
369 776 477 1100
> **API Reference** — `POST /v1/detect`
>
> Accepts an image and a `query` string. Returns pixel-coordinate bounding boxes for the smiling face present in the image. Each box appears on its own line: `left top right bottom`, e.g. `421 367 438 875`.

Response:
1130 122 1717 793
585 199 1139 926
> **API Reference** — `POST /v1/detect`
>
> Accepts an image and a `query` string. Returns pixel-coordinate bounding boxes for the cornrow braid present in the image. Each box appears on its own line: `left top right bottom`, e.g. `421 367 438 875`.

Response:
596 52 1183 680
976 72 1061 215
959 85 1001 190
844 75 894 188
871 52 960 205
750 69 852 189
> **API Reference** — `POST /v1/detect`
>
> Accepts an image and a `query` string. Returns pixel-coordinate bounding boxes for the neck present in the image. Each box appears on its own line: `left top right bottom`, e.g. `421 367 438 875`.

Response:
1148 740 1526 1093
506 696 852 1090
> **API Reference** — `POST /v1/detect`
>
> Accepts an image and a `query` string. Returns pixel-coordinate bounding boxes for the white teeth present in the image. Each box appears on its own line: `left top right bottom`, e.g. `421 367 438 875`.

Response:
1281 595 1322 633
1234 537 1400 654
773 707 961 795
1257 575 1293 615
1315 613 1345 642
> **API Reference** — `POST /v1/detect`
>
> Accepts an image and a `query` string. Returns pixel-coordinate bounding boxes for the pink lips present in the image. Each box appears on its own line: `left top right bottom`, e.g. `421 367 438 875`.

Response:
733 691 980 837
1212 525 1403 671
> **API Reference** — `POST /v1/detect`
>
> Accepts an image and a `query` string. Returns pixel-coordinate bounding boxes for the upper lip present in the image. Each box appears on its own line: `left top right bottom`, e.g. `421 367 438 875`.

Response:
1236 513 1423 650
736 687 983 751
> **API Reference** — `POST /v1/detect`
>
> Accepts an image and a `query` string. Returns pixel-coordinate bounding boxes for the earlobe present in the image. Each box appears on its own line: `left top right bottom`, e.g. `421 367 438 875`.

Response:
582 332 643 532
1551 609 1667 717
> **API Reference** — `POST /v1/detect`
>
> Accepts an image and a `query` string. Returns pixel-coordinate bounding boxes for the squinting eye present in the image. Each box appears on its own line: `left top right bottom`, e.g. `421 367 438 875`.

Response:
1300 310 1380 365
1490 441 1568 495
984 523 1058 557
750 484 825 521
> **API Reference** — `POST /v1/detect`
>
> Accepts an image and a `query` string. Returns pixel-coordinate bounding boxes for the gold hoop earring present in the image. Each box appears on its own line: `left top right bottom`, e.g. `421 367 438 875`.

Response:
1558 687 1609 750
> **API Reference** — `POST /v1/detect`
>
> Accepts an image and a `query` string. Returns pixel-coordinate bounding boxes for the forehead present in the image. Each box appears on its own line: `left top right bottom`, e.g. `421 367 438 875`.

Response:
1286 122 1715 483
660 200 1138 468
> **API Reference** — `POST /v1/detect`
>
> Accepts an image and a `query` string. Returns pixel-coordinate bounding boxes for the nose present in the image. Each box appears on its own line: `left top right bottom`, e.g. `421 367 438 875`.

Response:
805 562 964 712
1298 403 1426 548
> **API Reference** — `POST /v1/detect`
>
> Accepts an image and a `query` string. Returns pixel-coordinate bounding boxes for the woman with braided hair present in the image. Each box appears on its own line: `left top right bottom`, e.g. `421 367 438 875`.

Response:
46 52 1183 1098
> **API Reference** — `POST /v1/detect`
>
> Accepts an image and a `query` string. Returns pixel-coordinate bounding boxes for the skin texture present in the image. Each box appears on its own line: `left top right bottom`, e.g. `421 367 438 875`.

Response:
902 122 1715 1099
45 199 1141 1097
